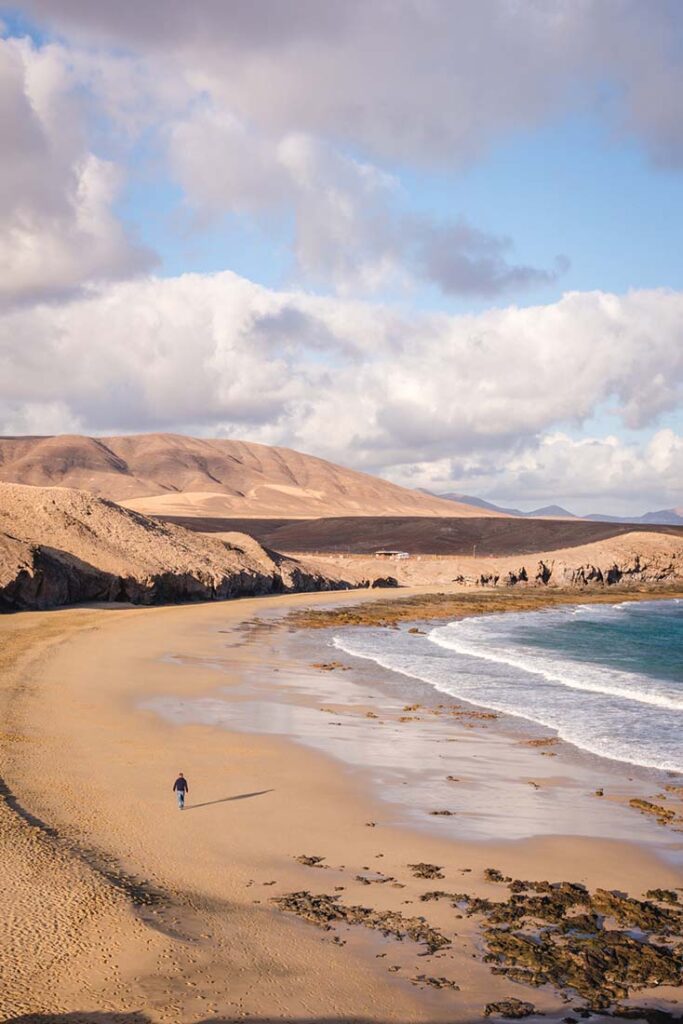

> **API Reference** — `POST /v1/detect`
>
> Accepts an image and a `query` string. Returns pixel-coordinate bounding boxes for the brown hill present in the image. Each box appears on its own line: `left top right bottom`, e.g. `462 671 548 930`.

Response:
0 434 487 519
0 482 351 611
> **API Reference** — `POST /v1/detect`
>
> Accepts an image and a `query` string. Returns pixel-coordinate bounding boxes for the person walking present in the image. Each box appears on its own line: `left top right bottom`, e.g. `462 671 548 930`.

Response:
173 772 189 810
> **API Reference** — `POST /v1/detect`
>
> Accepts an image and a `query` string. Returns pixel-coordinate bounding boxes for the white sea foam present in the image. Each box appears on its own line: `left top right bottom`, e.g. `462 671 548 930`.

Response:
429 617 683 711
332 600 683 773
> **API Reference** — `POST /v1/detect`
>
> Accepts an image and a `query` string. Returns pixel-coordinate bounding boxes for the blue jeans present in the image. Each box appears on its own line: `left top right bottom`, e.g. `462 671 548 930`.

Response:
176 789 185 809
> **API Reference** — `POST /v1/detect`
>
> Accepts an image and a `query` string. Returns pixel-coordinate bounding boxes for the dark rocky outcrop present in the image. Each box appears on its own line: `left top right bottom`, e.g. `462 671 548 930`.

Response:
270 864 683 1015
611 1008 683 1023
295 855 327 867
566 564 604 585
504 567 529 586
413 974 460 990
484 868 512 883
371 575 399 588
536 560 553 584
464 879 683 1011
563 554 678 587
482 554 679 589
0 542 350 612
629 798 677 825
408 862 445 879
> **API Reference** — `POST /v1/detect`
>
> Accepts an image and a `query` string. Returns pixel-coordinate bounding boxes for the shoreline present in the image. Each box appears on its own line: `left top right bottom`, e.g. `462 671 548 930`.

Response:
2 586 683 1022
328 612 683 779
143 591 683 850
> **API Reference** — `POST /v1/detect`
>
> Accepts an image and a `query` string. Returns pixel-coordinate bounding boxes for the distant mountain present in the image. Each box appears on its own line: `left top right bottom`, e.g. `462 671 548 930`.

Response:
640 508 683 525
434 492 524 516
434 493 576 519
0 433 495 520
435 491 683 526
585 508 683 526
526 504 577 519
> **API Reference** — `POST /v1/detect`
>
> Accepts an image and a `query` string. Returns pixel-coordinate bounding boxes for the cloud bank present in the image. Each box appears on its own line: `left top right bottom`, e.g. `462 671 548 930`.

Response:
1 273 682 510
23 0 683 167
3 3 683 511
12 0 683 302
0 34 154 306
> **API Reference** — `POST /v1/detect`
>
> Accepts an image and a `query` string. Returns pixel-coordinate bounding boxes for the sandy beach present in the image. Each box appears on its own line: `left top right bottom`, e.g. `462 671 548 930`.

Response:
6 3 683 1021
2 587 683 1024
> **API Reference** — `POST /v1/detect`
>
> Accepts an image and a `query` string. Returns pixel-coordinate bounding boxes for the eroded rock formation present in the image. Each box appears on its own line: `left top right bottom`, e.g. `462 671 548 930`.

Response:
0 482 352 612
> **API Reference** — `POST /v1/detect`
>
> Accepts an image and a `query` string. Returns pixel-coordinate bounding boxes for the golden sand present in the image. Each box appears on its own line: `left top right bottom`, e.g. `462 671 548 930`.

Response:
1 588 681 1022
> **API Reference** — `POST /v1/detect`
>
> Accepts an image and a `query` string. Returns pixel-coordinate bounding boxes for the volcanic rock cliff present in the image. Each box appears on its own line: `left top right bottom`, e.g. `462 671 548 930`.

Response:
0 482 352 611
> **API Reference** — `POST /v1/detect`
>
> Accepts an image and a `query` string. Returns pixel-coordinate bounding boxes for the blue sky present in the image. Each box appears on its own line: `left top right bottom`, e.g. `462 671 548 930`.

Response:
405 115 683 308
112 109 683 313
2 2 683 513
6 2 683 308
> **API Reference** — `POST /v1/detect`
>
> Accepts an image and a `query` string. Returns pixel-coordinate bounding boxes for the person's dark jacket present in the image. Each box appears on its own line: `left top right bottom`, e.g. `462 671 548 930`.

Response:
173 776 189 792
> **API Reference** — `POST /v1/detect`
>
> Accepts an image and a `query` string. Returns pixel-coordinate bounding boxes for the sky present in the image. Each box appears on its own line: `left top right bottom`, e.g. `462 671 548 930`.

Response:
1 2 683 515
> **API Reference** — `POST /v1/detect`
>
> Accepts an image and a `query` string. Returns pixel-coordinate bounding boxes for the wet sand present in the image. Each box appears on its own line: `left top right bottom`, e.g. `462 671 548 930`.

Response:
146 607 683 848
1 587 682 1023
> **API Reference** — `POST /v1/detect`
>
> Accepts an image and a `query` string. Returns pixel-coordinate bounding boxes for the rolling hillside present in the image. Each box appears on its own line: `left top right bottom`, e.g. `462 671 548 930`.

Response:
0 434 489 519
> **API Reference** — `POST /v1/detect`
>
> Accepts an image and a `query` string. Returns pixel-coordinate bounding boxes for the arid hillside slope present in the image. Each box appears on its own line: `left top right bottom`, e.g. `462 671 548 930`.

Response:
0 482 351 611
0 433 486 519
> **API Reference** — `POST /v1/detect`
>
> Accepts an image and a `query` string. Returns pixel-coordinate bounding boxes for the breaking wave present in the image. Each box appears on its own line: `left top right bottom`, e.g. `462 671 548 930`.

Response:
333 600 683 772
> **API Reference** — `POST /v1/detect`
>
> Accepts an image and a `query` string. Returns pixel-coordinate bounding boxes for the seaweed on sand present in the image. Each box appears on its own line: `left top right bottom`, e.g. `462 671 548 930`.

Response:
466 880 683 1011
273 891 450 954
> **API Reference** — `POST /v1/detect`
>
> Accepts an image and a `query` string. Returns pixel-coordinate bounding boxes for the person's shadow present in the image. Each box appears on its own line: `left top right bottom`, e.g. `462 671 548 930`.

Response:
185 788 274 810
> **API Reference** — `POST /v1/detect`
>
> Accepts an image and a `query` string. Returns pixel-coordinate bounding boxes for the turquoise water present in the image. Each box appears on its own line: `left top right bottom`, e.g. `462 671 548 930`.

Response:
333 599 683 772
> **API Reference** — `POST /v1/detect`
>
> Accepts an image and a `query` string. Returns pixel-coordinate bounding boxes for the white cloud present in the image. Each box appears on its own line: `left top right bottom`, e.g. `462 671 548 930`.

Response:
1 272 682 510
23 1 683 168
0 23 557 303
168 108 561 296
499 431 683 513
390 430 683 515
4 2 683 304
0 35 153 307
4 5 683 513
169 109 290 216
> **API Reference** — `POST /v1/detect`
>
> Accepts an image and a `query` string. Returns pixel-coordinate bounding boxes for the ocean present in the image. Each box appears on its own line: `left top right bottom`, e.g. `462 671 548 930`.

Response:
333 599 683 774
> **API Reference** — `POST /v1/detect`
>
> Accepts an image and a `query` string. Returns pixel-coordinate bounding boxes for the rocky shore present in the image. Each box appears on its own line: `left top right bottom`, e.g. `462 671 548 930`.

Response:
288 587 683 630
466 553 679 588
